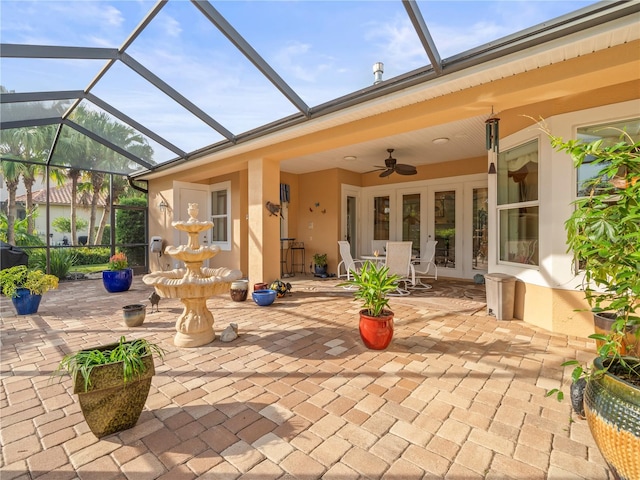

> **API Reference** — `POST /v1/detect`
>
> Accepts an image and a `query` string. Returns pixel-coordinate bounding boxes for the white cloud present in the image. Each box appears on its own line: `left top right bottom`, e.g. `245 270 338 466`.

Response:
273 41 334 83
159 15 182 38
364 15 427 72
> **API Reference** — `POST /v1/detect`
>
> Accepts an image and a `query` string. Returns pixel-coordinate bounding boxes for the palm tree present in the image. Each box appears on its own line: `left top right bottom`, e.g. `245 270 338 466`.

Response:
0 160 21 245
18 125 56 235
95 174 129 245
54 126 90 246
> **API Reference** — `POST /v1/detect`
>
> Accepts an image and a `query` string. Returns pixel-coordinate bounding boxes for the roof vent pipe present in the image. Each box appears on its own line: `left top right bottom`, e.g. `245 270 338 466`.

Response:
373 62 384 85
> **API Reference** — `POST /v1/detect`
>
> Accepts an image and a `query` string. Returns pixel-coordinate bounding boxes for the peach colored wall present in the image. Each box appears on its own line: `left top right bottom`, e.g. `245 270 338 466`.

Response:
513 281 594 339
147 169 244 273
296 169 341 273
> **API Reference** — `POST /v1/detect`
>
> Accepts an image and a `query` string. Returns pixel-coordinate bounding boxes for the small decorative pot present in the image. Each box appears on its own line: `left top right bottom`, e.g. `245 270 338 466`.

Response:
359 309 394 350
11 288 42 315
230 280 249 302
254 282 268 292
314 265 327 276
122 304 146 327
102 268 133 293
252 289 277 306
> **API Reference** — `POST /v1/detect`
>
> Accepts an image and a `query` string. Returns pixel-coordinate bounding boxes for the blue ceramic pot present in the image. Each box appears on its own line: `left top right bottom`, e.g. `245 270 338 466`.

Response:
252 289 276 306
12 288 42 315
102 268 133 293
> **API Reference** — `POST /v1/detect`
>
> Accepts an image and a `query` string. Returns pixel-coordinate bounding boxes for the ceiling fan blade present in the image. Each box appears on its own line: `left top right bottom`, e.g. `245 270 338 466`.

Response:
379 169 394 178
395 164 417 175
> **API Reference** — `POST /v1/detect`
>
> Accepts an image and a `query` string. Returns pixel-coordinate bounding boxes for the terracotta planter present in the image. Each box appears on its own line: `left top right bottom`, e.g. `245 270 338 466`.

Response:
73 342 154 438
359 309 394 350
584 357 640 480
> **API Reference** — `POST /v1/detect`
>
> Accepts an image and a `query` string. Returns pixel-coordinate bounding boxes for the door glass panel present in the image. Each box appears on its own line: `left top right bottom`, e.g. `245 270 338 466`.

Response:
347 196 357 258
373 196 389 241
473 188 488 270
434 190 455 268
402 193 420 256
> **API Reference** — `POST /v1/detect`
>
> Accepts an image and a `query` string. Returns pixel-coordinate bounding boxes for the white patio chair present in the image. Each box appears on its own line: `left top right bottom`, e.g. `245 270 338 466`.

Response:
337 241 365 282
412 240 438 289
384 241 415 296
371 240 387 255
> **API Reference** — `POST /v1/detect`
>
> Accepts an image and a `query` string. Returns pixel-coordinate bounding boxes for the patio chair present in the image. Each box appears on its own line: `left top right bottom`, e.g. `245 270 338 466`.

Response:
412 240 438 289
337 241 365 282
384 241 415 296
371 239 387 255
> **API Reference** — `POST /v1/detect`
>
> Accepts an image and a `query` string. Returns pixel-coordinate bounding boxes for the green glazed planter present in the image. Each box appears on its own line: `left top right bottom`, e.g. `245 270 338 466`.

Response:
584 357 640 480
73 342 154 438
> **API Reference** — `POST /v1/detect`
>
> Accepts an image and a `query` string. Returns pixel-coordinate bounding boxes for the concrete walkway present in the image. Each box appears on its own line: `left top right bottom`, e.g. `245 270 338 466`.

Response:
1 275 609 479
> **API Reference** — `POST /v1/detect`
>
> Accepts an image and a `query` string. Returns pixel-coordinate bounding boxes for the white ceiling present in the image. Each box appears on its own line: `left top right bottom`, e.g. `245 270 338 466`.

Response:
279 115 488 175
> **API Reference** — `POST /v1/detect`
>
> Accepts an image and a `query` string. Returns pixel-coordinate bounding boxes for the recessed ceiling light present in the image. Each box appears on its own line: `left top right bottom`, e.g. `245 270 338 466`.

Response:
432 137 449 145
343 156 357 161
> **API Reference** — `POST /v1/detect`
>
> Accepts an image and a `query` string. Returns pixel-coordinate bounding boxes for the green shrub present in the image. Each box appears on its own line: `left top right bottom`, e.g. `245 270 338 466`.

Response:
73 247 111 265
30 248 77 279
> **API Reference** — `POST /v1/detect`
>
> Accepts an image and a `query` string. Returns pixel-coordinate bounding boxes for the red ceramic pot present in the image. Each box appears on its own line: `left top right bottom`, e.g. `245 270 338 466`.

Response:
254 282 268 291
359 309 394 350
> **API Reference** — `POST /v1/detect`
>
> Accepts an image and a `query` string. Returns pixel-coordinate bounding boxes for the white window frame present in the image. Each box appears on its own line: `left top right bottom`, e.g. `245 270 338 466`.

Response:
496 139 540 268
210 181 231 251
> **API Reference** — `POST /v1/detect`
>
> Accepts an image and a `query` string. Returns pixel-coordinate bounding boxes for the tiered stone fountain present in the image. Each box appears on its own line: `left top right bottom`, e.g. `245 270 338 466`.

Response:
143 203 242 347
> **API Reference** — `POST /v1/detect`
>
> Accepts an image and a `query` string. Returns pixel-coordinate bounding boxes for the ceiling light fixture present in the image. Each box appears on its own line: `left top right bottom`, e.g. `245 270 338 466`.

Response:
343 156 357 161
432 137 449 145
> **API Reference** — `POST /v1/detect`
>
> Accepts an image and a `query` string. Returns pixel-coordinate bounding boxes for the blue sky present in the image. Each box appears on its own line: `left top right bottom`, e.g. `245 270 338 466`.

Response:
1 0 598 155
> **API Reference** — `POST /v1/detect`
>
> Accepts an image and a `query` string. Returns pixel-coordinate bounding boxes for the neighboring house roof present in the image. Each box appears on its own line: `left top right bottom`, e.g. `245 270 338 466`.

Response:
15 183 107 207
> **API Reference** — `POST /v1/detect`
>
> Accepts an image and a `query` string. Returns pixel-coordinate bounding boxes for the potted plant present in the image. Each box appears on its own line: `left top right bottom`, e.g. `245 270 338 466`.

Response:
55 336 164 438
544 126 640 478
102 252 133 293
337 260 401 350
548 127 640 353
313 253 328 276
0 265 59 315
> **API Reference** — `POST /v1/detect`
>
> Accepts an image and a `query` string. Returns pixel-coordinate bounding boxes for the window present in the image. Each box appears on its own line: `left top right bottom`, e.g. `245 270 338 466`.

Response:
497 140 539 266
373 196 390 241
576 118 640 197
210 182 230 251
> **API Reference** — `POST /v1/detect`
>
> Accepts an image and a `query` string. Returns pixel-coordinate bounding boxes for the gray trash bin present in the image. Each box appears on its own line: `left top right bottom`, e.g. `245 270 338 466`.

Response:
484 273 516 320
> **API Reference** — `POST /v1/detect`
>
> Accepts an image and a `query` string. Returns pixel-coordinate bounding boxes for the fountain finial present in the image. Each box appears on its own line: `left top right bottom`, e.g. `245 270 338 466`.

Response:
187 203 199 222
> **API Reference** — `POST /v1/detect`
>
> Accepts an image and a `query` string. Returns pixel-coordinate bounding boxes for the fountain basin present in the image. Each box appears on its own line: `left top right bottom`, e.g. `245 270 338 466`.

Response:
165 245 220 263
144 267 242 299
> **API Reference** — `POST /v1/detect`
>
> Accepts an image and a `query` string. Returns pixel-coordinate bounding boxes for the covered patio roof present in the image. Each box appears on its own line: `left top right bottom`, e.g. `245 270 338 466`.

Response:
2 0 636 177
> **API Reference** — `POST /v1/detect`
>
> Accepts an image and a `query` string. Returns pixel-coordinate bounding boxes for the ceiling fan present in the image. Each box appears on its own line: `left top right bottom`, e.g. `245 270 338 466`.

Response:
374 149 417 177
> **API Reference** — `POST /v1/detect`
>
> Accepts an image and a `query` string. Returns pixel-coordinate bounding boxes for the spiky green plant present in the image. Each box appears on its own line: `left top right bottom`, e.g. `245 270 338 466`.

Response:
337 261 401 317
56 336 164 392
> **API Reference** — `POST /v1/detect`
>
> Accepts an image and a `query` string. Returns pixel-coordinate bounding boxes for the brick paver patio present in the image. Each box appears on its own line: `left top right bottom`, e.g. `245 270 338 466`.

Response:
1 275 609 479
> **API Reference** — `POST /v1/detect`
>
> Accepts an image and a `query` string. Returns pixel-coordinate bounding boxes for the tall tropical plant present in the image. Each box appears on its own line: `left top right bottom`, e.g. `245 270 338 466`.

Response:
0 159 21 245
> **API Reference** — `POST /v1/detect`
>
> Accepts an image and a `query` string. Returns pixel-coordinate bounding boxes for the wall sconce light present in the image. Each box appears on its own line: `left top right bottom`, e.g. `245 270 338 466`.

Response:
488 162 497 174
159 200 168 212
